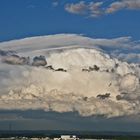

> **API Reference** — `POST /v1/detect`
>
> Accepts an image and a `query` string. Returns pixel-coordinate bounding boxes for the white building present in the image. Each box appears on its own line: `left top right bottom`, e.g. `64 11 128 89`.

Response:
54 135 79 140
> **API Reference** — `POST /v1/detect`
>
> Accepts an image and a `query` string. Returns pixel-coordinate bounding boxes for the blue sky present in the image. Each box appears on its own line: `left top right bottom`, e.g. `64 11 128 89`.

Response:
0 0 140 42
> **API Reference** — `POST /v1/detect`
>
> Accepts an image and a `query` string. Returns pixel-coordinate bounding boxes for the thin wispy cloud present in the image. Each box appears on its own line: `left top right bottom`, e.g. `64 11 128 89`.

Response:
106 0 140 14
64 0 140 18
65 1 104 17
52 1 59 7
65 1 88 15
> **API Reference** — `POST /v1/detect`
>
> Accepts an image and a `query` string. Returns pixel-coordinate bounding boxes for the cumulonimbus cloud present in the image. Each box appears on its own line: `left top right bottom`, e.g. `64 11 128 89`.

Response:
0 34 140 118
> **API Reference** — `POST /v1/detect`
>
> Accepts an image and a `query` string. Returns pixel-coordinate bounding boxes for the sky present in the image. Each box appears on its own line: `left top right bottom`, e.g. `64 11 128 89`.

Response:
0 0 140 132
0 0 140 42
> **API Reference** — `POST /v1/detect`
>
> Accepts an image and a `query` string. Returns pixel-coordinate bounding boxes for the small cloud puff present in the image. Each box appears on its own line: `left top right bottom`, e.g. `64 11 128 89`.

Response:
64 0 140 18
32 55 47 66
65 1 104 17
1 54 30 65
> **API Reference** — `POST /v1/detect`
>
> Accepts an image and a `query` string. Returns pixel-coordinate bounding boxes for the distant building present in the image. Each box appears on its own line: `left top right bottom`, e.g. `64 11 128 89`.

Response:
54 135 79 140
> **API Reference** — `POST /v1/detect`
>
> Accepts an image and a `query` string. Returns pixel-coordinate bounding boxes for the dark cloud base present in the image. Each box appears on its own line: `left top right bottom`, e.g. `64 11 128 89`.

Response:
1 110 140 131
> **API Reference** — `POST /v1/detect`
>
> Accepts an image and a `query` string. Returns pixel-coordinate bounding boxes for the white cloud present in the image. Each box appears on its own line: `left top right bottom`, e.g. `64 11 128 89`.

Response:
65 1 104 17
106 1 126 14
106 0 140 14
64 0 140 17
0 34 140 118
89 2 104 17
65 1 88 15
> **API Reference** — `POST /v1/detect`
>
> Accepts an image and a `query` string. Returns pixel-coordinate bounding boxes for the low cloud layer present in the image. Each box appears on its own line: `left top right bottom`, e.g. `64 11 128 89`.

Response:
64 0 140 18
0 34 140 118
